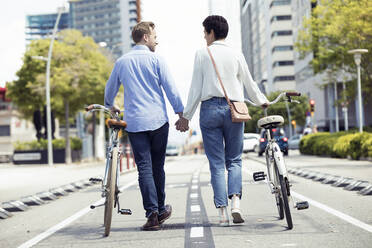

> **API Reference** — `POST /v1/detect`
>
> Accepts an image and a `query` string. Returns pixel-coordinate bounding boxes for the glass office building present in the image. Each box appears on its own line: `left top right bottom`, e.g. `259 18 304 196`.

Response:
26 12 69 42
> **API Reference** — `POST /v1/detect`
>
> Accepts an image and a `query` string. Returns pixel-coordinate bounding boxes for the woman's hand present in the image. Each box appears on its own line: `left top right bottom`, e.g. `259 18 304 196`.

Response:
175 117 189 132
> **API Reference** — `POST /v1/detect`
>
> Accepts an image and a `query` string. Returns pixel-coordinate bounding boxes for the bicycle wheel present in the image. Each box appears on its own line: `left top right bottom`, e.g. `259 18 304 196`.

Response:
104 147 118 236
273 162 284 220
279 173 293 229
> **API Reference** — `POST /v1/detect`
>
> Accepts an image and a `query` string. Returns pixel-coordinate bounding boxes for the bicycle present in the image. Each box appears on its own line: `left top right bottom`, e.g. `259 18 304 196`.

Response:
85 104 132 237
246 92 309 230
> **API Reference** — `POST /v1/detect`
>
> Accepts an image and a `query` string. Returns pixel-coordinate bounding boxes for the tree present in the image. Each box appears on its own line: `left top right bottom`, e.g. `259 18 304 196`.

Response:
7 29 113 163
245 92 309 133
295 0 372 102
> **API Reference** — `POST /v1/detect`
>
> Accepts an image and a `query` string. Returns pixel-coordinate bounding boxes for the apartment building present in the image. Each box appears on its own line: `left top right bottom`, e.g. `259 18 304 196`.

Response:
240 0 296 93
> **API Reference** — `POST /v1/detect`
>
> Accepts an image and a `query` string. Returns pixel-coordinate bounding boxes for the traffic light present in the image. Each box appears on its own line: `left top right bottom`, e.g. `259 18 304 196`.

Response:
309 99 315 116
291 120 296 130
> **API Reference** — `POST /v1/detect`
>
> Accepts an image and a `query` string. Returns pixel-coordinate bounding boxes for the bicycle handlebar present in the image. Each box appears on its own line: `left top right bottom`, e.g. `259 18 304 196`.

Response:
85 104 119 119
245 91 301 107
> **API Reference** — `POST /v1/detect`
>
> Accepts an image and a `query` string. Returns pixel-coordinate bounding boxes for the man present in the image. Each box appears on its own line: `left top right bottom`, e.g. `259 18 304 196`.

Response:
104 21 184 231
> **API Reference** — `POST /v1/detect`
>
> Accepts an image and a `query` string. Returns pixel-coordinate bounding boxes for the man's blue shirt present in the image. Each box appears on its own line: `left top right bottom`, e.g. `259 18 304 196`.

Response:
104 45 184 132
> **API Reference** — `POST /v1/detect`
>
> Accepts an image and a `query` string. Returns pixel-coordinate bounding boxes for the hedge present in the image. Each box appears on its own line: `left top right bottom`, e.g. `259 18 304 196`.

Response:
14 137 82 151
300 131 372 160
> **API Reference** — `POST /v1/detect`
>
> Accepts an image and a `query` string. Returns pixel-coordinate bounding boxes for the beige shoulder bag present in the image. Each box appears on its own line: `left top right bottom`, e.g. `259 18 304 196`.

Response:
207 47 251 122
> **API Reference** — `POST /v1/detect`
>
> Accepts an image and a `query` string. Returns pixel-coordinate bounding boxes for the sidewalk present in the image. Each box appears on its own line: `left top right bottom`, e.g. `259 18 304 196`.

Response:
0 160 134 204
245 150 372 183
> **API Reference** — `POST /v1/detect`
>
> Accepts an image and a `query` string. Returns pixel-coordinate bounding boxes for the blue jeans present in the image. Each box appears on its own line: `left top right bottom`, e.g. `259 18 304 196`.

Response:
200 97 244 208
128 122 169 218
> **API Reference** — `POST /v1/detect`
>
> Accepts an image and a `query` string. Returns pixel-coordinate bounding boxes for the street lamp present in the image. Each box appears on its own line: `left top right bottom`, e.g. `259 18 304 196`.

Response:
32 6 66 166
348 49 368 133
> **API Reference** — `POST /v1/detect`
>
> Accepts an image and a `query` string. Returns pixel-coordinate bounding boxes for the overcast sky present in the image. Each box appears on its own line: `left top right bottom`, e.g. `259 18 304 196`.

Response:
0 0 209 144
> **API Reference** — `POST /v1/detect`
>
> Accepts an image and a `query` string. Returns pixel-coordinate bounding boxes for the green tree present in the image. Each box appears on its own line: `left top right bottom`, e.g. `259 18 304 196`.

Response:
245 92 309 133
295 0 372 103
7 29 113 163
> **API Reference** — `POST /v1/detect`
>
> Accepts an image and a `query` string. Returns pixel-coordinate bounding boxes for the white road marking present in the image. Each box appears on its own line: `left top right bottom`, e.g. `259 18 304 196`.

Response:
190 227 204 238
191 205 201 212
192 185 198 190
243 165 372 233
192 179 198 184
291 191 372 233
18 179 138 248
190 193 198 199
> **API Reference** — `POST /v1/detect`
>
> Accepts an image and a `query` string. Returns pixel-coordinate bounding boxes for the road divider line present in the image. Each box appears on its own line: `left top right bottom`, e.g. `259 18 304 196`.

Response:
190 227 204 238
18 179 138 248
243 165 372 233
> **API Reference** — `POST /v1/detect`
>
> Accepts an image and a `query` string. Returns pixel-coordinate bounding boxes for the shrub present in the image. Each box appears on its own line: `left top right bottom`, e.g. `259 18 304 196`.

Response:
14 137 82 151
300 132 330 155
361 135 372 158
349 132 372 159
333 134 355 158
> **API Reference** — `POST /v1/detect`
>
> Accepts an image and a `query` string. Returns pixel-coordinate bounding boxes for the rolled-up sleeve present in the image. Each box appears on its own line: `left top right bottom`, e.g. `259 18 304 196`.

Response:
238 54 268 105
104 62 121 108
183 51 203 120
157 56 184 114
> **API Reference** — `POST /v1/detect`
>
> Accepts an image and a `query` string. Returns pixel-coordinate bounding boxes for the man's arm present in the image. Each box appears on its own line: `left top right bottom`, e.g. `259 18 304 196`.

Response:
104 62 121 109
157 56 184 115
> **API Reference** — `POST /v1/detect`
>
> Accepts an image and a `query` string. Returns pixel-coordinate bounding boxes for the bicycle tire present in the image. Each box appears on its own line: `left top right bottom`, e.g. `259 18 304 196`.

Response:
274 162 284 220
104 147 118 236
279 174 293 229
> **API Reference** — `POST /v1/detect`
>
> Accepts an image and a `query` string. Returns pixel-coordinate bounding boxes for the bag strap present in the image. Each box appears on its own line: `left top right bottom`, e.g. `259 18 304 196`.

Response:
207 47 233 106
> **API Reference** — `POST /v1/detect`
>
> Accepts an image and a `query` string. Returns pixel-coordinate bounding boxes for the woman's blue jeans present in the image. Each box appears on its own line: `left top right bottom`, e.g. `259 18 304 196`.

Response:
200 97 244 208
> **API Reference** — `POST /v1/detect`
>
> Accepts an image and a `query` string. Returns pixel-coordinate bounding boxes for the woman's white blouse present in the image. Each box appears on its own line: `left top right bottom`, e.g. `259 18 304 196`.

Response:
183 40 268 120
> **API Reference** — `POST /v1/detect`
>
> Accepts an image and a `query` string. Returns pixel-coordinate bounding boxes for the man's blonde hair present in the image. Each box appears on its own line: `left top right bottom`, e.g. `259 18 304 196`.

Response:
132 21 155 43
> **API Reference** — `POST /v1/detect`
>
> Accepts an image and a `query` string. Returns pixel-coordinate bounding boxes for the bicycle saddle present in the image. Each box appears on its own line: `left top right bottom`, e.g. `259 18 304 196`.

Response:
106 119 127 129
257 115 284 129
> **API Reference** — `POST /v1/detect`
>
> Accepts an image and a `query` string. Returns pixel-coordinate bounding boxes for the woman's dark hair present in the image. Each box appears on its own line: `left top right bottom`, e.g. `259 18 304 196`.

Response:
202 15 229 40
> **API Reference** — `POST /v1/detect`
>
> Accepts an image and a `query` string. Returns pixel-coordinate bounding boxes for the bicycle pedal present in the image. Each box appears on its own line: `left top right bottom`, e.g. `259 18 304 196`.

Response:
253 171 266 181
296 201 309 210
89 177 102 183
119 209 132 215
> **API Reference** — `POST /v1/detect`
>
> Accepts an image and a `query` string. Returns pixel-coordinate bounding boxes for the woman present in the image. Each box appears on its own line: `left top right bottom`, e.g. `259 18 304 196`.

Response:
176 15 268 226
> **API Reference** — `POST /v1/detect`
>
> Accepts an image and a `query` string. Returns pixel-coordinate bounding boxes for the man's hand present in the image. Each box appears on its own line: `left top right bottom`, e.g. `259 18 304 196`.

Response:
110 105 121 115
175 117 189 132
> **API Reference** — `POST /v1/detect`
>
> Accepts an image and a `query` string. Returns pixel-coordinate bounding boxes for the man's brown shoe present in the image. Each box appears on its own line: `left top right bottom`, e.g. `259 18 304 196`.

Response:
142 212 160 231
158 204 172 224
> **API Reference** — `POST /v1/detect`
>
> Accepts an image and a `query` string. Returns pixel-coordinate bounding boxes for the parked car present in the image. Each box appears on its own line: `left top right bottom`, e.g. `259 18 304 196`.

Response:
258 128 288 156
288 134 303 150
166 145 179 156
243 133 260 153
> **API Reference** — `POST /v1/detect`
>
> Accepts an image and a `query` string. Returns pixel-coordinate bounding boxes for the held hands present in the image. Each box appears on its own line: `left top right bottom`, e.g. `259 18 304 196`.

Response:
175 113 189 132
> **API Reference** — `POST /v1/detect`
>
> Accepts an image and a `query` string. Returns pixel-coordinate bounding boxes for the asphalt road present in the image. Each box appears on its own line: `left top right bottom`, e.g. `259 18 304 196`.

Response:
1 154 372 248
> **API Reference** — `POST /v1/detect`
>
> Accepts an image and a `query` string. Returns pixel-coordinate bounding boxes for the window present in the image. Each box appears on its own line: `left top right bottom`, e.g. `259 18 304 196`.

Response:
273 76 295 82
270 15 291 23
0 125 10 136
270 0 291 8
272 45 293 53
273 61 294 67
271 30 292 38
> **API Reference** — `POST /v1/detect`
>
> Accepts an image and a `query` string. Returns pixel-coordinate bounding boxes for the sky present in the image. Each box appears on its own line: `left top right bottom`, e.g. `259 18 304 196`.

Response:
0 0 209 145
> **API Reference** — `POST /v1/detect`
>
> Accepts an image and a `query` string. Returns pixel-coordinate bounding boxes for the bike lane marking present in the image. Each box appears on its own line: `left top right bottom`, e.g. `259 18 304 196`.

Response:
242 166 372 233
17 179 138 248
185 169 215 248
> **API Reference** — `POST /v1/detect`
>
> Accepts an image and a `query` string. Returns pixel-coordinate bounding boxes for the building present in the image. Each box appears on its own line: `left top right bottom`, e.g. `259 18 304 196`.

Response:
0 87 36 162
292 0 372 131
208 0 242 51
25 12 69 43
240 0 296 93
69 0 141 58
25 0 141 58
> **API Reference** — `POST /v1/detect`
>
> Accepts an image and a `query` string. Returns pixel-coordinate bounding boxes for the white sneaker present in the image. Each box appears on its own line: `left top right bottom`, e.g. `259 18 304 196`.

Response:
231 194 244 224
218 206 229 226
